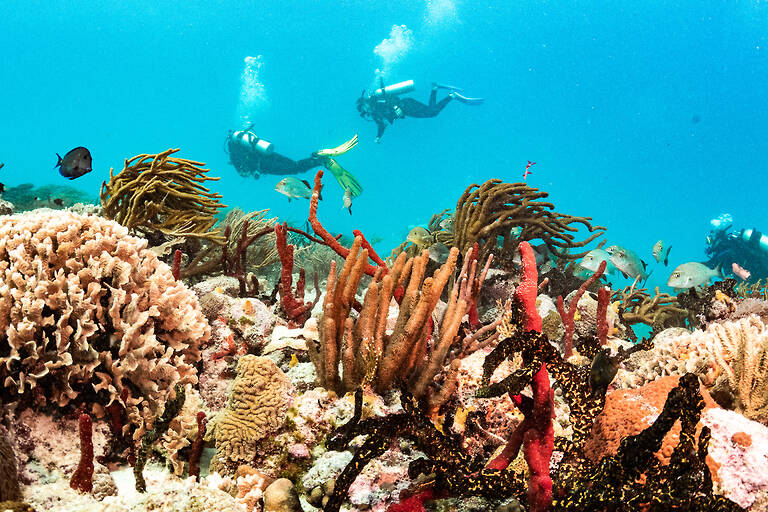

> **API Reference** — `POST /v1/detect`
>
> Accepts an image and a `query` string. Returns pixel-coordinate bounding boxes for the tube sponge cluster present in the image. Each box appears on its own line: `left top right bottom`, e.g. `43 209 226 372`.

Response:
0 211 209 412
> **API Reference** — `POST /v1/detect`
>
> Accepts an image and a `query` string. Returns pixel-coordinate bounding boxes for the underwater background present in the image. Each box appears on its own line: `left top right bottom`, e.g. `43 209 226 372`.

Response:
3 0 768 293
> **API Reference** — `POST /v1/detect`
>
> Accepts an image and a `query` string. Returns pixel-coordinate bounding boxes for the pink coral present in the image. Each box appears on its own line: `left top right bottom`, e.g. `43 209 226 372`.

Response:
0 211 208 414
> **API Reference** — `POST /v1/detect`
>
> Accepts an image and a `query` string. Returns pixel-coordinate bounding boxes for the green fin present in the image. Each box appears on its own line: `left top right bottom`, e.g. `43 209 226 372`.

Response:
325 158 363 198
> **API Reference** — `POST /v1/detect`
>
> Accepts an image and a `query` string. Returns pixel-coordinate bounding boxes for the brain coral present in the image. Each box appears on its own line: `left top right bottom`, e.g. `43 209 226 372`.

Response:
207 355 293 475
0 211 208 412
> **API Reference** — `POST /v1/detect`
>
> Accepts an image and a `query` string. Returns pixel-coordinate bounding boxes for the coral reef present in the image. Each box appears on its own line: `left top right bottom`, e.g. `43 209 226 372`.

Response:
206 355 293 475
0 428 21 501
100 148 227 243
3 182 96 213
0 211 207 413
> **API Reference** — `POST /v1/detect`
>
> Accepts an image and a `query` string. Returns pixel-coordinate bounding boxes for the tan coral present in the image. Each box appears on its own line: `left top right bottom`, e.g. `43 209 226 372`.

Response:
161 385 204 475
206 355 293 475
0 211 208 418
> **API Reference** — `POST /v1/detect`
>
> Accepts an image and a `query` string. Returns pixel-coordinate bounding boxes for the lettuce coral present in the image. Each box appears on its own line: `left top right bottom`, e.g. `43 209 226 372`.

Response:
0 211 208 414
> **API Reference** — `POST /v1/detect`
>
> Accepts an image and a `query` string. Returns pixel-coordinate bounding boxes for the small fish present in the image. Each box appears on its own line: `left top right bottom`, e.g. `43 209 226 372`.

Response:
610 247 649 281
439 215 454 232
667 262 722 289
512 243 553 268
55 147 92 180
652 240 672 266
580 249 617 275
0 182 4 195
407 226 434 249
342 187 353 215
732 263 751 281
52 198 64 207
523 160 536 180
572 264 595 281
275 177 318 201
589 348 619 395
428 242 451 263
604 245 622 255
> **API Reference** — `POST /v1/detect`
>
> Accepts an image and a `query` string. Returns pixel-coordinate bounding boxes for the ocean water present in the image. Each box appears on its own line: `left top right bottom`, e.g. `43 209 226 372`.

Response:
2 0 768 293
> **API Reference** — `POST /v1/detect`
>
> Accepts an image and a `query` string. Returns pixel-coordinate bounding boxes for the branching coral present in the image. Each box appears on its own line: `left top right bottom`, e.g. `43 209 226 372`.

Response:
613 283 688 336
135 384 185 492
0 211 208 416
308 237 490 411
451 179 605 261
206 355 293 475
100 148 227 243
275 222 320 325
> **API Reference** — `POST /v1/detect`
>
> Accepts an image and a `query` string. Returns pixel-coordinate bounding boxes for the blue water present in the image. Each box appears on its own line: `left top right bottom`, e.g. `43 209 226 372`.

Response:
2 1 768 294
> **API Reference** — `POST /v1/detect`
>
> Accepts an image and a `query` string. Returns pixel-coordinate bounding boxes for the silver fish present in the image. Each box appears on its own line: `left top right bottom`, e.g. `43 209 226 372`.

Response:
275 177 316 201
610 247 649 281
580 248 617 274
652 240 672 266
342 188 353 215
56 147 92 180
667 262 721 289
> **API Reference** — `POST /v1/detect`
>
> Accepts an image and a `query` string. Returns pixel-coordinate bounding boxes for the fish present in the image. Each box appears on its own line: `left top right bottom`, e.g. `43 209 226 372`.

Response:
732 263 751 281
428 242 451 263
609 247 649 281
0 183 4 195
604 245 622 255
407 226 434 249
52 198 64 207
667 262 722 289
579 249 617 275
512 243 553 268
274 177 319 201
572 264 595 281
55 147 92 180
439 215 454 232
342 187 353 215
652 240 672 266
589 348 619 396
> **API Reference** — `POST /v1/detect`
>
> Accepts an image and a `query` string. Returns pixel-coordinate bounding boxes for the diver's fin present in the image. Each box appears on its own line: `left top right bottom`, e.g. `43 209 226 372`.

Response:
433 82 464 92
325 158 363 198
55 154 62 168
450 92 484 105
301 179 311 188
347 206 352 215
315 134 359 157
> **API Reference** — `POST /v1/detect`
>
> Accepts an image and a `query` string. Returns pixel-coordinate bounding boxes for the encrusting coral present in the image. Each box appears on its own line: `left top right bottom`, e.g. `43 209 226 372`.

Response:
0 211 208 416
100 148 227 243
450 179 605 261
206 355 293 475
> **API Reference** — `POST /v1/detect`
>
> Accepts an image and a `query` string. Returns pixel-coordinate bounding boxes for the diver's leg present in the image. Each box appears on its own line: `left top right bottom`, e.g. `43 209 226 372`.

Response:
295 155 325 173
399 98 441 118
259 153 303 175
428 86 438 107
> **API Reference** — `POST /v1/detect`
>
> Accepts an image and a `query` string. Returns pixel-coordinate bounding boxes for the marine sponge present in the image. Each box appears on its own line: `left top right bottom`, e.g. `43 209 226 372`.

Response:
0 428 21 501
206 355 293 475
0 211 208 412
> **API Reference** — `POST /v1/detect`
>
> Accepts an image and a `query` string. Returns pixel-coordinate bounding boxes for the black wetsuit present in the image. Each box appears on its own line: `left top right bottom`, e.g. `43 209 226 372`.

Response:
227 134 323 179
368 88 453 140
705 227 768 282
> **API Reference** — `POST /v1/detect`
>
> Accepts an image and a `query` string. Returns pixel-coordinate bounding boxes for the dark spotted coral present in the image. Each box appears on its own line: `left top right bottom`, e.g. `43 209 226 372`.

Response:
322 389 525 512
554 373 745 511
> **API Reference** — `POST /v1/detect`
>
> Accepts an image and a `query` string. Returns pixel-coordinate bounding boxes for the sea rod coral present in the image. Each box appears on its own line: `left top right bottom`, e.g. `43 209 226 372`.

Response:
0 210 208 413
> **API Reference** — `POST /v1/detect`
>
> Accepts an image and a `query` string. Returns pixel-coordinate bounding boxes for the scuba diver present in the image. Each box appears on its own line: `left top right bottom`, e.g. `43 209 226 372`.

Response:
224 125 363 197
704 213 768 281
356 79 483 142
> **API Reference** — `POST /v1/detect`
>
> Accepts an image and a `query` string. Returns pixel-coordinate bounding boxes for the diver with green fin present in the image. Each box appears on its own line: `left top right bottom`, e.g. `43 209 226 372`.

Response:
224 125 363 198
356 79 483 142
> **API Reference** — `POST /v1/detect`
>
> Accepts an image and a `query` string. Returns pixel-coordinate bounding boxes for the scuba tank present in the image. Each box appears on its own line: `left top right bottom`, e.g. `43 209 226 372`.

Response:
372 79 415 98
229 128 274 155
740 228 768 253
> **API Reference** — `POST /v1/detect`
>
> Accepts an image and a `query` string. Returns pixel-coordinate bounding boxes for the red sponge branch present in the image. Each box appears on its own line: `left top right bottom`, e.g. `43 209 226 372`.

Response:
490 241 553 512
597 286 611 346
275 222 319 324
188 411 207 480
70 412 94 493
309 170 385 277
556 259 607 358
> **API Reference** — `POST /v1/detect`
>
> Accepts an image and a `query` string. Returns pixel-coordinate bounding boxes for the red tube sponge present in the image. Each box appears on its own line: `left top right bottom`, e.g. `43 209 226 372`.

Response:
70 413 94 493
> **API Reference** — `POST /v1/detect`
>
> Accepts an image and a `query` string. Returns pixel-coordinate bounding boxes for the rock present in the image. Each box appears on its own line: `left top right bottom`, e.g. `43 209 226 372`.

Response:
477 269 518 323
263 478 301 512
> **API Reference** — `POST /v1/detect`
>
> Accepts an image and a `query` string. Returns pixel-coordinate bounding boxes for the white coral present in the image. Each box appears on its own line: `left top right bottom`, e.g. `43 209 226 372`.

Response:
0 211 208 417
